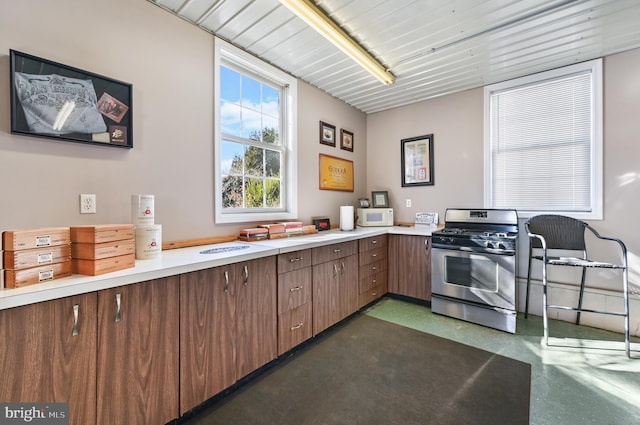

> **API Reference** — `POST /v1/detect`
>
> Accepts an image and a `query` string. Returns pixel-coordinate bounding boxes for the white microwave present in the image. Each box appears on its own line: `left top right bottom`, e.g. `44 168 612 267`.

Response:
357 208 394 227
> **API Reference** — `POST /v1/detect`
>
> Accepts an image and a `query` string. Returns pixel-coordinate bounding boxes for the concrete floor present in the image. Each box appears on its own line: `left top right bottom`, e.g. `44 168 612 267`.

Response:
365 297 640 425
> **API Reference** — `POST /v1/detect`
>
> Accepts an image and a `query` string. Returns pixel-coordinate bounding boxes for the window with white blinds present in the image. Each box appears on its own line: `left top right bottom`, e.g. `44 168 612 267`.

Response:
484 59 603 220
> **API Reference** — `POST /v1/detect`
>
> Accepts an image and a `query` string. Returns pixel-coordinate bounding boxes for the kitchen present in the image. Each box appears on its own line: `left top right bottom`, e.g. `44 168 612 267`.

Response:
1 0 640 424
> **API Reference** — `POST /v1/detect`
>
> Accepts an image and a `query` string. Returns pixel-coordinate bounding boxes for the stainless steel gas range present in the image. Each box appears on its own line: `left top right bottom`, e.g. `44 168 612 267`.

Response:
431 208 519 333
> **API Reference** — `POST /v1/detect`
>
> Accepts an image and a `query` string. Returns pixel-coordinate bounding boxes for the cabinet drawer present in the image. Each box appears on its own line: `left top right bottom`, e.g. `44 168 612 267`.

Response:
358 283 386 308
277 249 312 274
359 269 387 293
358 234 388 253
359 259 387 279
278 268 312 313
312 241 357 265
359 246 387 266
278 303 312 355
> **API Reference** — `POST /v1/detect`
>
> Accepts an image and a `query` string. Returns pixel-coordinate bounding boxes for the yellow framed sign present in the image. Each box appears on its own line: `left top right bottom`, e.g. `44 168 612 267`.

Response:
319 154 354 192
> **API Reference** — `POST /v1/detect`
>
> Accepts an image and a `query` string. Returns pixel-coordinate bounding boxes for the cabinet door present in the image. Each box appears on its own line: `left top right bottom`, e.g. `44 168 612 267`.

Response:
338 254 359 320
235 256 277 379
97 276 179 425
388 235 432 300
0 294 97 425
179 267 236 415
312 260 341 335
313 254 358 335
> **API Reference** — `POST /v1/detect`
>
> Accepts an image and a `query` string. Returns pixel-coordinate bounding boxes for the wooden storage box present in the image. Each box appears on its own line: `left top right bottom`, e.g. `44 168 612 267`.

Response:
4 261 72 288
71 239 135 260
72 253 135 276
3 245 71 270
2 227 70 251
70 224 135 244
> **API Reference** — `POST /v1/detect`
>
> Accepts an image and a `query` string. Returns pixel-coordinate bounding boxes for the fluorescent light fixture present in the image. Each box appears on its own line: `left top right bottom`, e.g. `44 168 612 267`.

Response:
279 0 395 85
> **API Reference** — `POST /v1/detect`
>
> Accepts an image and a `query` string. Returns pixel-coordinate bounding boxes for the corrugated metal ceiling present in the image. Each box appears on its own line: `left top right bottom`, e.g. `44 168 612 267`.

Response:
148 0 640 114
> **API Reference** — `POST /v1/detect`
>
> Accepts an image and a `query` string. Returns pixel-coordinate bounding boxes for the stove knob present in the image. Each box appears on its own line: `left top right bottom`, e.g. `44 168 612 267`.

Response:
484 241 494 249
497 242 506 250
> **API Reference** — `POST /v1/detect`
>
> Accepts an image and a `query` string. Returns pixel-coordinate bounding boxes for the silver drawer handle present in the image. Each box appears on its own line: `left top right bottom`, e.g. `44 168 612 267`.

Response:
333 248 341 253
372 291 377 296
290 285 303 292
72 304 79 337
372 266 377 271
115 293 122 323
243 265 249 286
224 270 230 293
289 256 302 262
372 253 377 257
372 279 377 284
372 240 377 244
290 322 304 330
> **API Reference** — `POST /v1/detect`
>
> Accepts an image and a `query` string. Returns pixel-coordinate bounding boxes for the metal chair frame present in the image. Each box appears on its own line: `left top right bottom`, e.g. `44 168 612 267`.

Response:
524 214 630 357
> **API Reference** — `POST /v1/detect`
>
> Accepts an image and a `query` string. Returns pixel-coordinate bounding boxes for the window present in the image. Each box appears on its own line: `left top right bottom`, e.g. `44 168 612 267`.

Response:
484 59 603 220
214 38 297 224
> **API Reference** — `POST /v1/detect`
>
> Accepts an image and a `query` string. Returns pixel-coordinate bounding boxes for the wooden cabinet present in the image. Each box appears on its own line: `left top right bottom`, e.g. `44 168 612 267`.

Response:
0 294 98 425
96 276 179 425
358 234 388 307
277 249 312 355
179 256 277 415
179 266 235 414
0 278 179 425
235 256 277 378
312 240 358 335
1 233 427 424
388 234 432 301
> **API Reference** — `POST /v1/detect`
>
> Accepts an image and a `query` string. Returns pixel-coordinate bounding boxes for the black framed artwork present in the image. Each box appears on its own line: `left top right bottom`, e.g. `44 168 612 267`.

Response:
10 50 133 148
401 134 434 186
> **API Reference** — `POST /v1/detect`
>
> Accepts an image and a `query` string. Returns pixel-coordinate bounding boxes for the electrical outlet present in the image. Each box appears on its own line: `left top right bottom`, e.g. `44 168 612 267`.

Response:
405 199 412 208
80 194 96 214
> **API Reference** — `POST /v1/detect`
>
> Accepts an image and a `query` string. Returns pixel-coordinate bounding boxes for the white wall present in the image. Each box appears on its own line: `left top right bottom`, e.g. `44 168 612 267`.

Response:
0 0 367 242
2 0 638 336
367 48 640 336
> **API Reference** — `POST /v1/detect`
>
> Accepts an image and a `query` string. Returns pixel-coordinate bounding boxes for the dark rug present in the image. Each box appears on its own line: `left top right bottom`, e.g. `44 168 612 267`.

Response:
184 314 531 425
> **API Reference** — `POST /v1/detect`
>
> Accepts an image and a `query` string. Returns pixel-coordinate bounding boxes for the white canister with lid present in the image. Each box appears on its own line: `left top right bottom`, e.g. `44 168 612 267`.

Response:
132 194 155 227
135 224 162 259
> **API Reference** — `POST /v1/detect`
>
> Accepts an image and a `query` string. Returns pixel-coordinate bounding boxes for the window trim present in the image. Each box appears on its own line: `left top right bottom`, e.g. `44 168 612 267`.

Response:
214 38 298 224
483 59 603 220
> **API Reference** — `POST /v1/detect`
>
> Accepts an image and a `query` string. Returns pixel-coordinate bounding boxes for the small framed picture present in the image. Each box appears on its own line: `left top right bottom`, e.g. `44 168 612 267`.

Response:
340 129 354 152
371 191 389 208
319 121 336 147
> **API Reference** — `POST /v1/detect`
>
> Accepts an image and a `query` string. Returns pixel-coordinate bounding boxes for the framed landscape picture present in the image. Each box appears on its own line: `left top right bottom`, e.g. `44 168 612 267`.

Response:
10 50 133 148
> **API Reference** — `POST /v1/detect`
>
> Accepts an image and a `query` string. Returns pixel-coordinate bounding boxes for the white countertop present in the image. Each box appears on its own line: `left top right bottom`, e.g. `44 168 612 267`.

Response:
0 226 433 310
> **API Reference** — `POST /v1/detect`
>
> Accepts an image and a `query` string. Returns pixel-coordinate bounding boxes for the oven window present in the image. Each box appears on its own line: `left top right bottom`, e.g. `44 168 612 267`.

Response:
443 255 498 292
